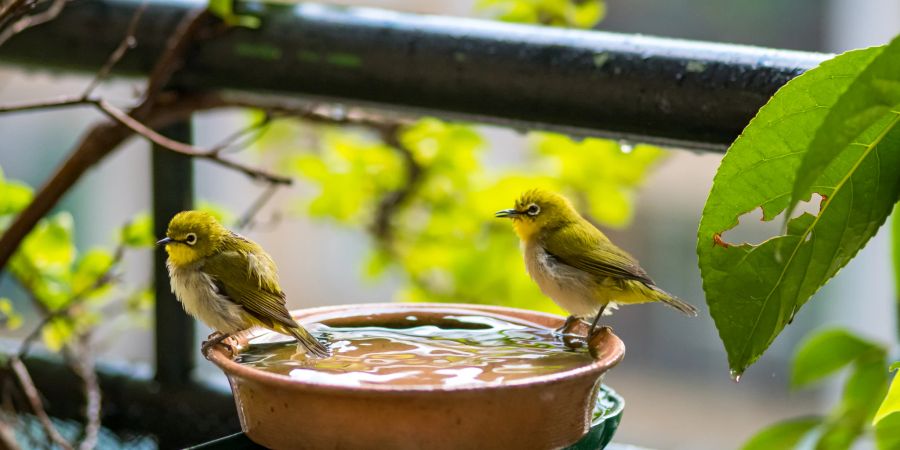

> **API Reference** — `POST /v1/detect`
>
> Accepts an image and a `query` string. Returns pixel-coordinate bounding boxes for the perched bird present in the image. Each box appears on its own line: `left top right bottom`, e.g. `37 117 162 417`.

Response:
496 189 697 338
157 211 329 357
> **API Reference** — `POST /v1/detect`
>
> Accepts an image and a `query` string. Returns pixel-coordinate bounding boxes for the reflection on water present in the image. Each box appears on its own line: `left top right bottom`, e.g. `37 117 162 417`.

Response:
235 314 593 388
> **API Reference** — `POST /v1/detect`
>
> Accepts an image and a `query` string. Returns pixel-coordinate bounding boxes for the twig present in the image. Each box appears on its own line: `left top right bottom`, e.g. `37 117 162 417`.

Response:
64 340 99 450
0 0 67 47
143 9 213 102
236 183 280 231
16 245 124 360
95 100 291 184
0 9 222 271
0 0 29 25
223 98 413 132
208 112 273 156
9 358 72 450
0 95 87 114
371 124 423 246
0 96 291 185
81 1 148 99
0 412 19 450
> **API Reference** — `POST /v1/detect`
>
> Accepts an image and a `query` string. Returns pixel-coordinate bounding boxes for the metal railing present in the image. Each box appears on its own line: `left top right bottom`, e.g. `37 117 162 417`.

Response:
0 0 830 446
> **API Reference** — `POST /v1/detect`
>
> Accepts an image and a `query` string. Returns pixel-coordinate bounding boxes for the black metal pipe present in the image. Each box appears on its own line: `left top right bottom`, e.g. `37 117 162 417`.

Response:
0 0 830 151
153 121 196 388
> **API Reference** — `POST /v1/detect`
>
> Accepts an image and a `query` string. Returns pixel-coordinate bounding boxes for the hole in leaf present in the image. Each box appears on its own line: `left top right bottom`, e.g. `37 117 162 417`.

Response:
717 193 824 247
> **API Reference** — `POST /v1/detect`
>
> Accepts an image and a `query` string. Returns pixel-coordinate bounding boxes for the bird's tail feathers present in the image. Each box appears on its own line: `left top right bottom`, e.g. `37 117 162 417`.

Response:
288 326 331 358
651 285 698 317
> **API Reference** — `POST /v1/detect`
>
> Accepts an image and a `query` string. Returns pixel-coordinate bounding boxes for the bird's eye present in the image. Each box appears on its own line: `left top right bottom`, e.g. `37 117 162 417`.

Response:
526 204 541 216
185 233 197 245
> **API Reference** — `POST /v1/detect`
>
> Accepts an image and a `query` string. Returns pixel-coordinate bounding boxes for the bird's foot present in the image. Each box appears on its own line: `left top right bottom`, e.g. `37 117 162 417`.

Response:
585 305 608 341
201 332 231 356
554 315 580 336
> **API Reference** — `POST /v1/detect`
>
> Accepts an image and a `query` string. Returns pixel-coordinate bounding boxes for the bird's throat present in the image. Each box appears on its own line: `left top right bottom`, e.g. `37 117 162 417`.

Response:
166 244 201 267
512 219 540 242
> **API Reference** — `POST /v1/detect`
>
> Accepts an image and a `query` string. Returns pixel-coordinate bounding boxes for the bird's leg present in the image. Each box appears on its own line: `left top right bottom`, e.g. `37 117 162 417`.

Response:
201 331 231 355
554 315 579 335
587 304 608 339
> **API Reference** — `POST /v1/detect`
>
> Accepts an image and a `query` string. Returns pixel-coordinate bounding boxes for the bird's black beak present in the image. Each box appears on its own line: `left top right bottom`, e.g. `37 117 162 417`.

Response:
156 237 173 246
494 209 520 218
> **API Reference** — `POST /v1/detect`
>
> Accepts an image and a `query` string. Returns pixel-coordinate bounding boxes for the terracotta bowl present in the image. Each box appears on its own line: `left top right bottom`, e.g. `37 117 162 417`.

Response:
206 303 626 450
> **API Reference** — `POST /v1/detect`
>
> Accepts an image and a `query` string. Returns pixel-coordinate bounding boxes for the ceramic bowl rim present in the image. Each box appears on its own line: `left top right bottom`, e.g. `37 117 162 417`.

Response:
206 302 625 395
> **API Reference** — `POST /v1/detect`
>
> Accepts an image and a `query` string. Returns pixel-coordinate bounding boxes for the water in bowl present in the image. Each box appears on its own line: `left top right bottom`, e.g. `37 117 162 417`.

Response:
235 314 593 388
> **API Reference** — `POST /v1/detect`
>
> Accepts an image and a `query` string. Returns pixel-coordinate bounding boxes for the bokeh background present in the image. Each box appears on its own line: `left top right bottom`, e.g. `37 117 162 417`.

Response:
1 0 898 448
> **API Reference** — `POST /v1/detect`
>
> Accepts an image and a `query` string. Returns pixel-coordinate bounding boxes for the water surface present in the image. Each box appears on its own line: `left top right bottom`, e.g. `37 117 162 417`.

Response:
236 314 593 388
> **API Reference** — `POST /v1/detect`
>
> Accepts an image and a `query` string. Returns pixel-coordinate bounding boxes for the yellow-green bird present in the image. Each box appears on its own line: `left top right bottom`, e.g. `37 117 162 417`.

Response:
496 189 697 337
157 211 329 357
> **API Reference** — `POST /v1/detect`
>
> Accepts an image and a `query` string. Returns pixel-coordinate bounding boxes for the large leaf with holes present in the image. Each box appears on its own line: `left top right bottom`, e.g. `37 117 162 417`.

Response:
698 45 900 377
788 35 900 217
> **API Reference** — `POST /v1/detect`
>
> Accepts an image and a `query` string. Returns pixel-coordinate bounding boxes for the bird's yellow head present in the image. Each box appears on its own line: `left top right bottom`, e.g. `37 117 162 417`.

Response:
157 211 229 267
495 189 579 240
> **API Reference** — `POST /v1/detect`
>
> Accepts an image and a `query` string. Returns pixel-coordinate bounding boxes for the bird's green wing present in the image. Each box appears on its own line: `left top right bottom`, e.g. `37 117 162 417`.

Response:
542 223 654 285
202 249 297 329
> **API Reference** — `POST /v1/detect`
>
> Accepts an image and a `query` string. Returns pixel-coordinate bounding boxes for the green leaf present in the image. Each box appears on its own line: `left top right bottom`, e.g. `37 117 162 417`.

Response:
207 0 261 28
41 317 74 351
741 417 820 450
874 363 900 425
788 37 900 218
791 328 882 388
0 298 23 330
0 166 33 217
126 288 154 314
893 204 900 306
18 212 76 272
697 46 900 376
120 213 154 248
815 357 888 449
875 412 900 450
197 200 235 226
71 248 114 296
477 0 606 28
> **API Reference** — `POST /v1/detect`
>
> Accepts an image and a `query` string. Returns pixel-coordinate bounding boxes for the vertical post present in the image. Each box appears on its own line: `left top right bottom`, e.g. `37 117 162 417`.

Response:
153 120 195 386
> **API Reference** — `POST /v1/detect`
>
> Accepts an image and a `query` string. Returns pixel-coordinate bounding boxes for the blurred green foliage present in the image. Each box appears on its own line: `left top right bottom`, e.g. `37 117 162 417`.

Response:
256 117 663 314
477 0 605 28
0 167 155 351
744 328 897 450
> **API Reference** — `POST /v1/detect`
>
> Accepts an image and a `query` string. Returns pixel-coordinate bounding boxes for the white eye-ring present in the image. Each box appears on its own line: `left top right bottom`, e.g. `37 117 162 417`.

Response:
526 203 540 216
185 233 197 245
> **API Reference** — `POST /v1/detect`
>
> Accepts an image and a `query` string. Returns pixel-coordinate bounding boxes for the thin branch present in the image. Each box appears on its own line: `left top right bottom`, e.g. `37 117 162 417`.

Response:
0 9 222 271
81 1 148 99
64 341 99 450
0 0 66 47
0 95 291 185
16 245 123 360
0 412 19 450
0 0 29 25
371 124 423 246
0 0 32 37
236 183 280 231
143 9 213 101
223 98 413 132
0 95 87 114
9 358 72 450
95 100 291 184
208 112 272 156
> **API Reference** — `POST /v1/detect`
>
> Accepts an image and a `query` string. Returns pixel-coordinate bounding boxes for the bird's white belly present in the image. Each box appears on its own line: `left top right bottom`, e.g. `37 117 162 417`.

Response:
168 262 247 333
522 242 610 318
